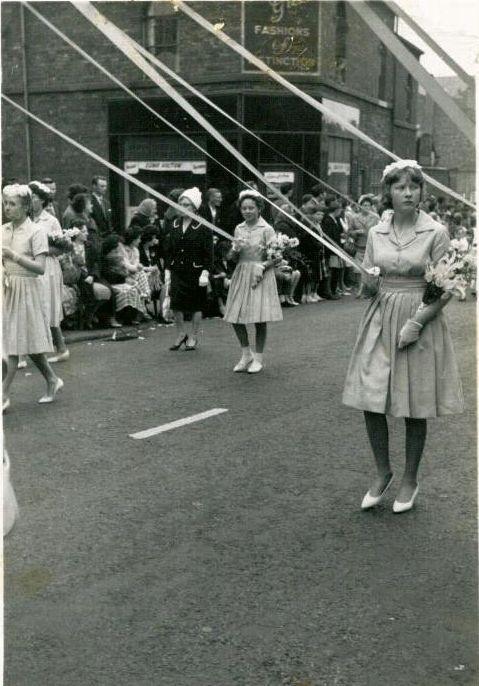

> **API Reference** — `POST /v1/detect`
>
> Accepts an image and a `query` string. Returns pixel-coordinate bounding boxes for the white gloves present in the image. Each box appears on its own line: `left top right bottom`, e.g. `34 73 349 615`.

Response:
199 270 209 287
398 319 423 349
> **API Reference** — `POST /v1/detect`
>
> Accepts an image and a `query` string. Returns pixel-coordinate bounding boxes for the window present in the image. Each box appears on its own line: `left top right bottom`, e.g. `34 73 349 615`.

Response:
378 43 387 101
405 74 414 122
335 1 347 83
145 4 178 67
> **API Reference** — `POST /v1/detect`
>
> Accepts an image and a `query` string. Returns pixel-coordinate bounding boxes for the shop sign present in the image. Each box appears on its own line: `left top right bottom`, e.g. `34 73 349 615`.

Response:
264 171 295 184
242 1 319 75
328 162 351 176
124 161 206 175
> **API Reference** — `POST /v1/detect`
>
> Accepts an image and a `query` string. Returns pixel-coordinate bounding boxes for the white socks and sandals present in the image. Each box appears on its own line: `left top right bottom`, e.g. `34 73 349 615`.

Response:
233 348 263 373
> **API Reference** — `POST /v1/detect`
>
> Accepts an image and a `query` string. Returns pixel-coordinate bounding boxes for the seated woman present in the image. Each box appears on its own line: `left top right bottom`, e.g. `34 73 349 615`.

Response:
100 234 147 325
139 225 163 319
210 237 235 316
129 198 158 231
275 256 301 307
120 227 152 319
60 221 113 328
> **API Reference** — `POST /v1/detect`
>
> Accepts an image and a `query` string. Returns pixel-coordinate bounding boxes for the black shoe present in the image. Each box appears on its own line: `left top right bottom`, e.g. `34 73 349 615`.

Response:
169 334 188 351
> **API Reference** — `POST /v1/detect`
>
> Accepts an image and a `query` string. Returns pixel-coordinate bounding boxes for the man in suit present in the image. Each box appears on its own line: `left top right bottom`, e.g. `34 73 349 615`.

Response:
200 188 224 229
42 177 60 220
321 196 344 299
90 175 112 236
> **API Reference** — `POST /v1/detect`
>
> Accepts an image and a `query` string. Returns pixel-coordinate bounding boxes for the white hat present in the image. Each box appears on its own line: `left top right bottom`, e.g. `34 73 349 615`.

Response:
239 189 262 201
179 187 202 210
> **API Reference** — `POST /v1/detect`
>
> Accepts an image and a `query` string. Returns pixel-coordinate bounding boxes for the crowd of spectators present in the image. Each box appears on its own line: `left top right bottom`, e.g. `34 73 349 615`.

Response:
3 174 476 331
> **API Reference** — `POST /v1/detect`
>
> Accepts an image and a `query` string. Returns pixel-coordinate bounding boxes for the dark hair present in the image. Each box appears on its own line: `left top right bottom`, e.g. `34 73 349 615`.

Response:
71 192 89 214
169 188 185 201
310 184 324 198
140 225 159 244
28 182 50 207
302 193 314 205
280 182 293 194
324 195 340 209
206 188 221 200
68 183 88 200
70 219 88 230
381 165 425 210
239 193 264 212
123 226 142 246
41 177 54 185
101 233 121 256
91 175 107 187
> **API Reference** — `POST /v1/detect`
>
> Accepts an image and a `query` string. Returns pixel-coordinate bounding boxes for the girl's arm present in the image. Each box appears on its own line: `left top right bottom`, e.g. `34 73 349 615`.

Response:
2 247 47 275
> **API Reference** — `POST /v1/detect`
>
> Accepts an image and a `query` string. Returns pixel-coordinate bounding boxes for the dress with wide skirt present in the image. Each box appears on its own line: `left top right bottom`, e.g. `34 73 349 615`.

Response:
34 210 64 327
343 210 464 418
223 219 283 324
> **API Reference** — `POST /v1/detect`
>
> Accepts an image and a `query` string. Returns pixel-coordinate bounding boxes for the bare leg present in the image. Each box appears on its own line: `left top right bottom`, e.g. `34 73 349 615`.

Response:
396 418 427 502
29 353 61 400
51 326 67 354
173 310 186 345
254 322 267 354
232 323 249 348
190 311 202 341
232 324 253 370
364 411 393 496
3 355 19 401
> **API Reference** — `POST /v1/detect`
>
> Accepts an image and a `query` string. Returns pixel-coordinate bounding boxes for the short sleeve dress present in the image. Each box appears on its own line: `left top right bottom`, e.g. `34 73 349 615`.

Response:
34 209 64 327
342 210 464 418
223 218 283 324
2 218 54 356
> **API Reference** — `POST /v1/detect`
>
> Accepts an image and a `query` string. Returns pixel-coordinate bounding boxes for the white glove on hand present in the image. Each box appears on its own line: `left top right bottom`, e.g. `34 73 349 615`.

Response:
199 270 209 287
398 319 423 349
164 269 171 286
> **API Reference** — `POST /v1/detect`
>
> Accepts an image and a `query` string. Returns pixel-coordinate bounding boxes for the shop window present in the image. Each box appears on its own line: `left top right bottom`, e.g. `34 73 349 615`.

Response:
335 1 347 84
378 43 387 101
405 74 414 122
145 3 178 68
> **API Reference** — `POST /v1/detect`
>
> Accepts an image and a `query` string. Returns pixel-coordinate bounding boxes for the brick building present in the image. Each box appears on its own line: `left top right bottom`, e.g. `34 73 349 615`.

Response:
2 1 422 228
417 76 476 202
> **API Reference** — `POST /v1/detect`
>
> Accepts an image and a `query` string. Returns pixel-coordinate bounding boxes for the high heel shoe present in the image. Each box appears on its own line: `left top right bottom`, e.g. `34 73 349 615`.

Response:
185 337 198 351
3 398 11 413
169 334 188 351
38 378 64 404
48 350 70 364
361 473 394 510
393 485 419 513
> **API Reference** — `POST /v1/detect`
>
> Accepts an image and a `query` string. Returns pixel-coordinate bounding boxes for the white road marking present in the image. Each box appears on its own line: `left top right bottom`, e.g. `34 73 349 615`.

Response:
129 408 229 440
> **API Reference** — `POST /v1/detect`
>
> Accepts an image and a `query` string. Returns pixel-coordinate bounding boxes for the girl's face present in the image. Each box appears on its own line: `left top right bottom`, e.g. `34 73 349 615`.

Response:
85 199 93 215
360 201 372 213
313 211 324 224
240 198 260 223
178 197 195 217
3 194 28 222
132 237 141 248
31 193 43 215
389 173 422 212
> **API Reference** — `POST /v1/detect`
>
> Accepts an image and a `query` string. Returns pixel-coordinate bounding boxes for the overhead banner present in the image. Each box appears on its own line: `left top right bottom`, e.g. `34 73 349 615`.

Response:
242 1 320 75
124 161 206 175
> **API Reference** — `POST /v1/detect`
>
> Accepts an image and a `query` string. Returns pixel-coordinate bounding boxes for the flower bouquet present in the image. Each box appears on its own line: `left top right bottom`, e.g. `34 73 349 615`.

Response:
265 233 300 261
422 238 476 304
48 234 73 255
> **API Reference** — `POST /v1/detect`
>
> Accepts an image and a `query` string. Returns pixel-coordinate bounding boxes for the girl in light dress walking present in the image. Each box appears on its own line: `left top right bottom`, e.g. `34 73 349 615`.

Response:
223 190 283 374
2 185 63 411
343 161 464 513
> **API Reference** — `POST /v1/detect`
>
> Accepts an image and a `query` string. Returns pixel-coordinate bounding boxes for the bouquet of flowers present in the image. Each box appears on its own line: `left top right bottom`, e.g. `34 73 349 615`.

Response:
423 237 476 304
48 234 73 255
265 233 300 260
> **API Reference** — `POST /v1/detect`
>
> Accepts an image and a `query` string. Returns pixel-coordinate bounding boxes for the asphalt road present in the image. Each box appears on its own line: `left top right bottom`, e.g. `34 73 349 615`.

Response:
3 297 477 686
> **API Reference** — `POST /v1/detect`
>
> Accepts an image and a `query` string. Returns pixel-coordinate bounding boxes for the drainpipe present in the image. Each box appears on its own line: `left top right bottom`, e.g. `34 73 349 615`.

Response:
20 3 32 179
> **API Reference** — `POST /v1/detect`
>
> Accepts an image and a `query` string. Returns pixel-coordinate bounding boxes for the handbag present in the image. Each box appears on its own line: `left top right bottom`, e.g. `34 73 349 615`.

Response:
3 448 19 536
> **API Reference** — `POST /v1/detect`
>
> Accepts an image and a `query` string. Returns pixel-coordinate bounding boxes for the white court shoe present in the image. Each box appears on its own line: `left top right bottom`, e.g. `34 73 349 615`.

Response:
233 357 253 372
48 350 70 363
393 486 419 514
38 378 64 404
361 474 394 510
247 359 263 374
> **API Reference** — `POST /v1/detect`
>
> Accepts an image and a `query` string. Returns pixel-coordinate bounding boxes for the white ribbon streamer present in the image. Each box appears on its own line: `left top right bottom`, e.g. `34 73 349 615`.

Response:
72 1 366 272
1 94 233 242
174 0 476 211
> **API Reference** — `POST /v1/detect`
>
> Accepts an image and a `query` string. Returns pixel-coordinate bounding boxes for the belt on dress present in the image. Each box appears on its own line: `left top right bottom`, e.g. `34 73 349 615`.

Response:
381 276 426 291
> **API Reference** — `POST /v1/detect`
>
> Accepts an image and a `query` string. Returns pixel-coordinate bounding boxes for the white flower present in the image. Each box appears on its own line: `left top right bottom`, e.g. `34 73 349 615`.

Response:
450 237 469 253
381 159 422 182
366 266 380 277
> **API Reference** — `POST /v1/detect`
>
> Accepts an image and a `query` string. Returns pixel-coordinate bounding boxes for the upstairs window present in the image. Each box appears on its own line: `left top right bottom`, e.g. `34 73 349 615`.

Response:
335 1 347 83
145 4 178 68
378 43 387 101
405 73 414 122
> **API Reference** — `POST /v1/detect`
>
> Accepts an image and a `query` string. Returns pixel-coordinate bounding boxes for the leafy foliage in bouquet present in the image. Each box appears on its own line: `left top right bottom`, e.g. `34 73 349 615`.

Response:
423 238 476 304
48 234 73 254
265 233 300 260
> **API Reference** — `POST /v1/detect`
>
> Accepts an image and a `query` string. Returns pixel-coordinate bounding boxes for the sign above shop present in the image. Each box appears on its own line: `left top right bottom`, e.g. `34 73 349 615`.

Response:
124 161 206 175
264 170 295 184
242 1 320 75
328 162 351 176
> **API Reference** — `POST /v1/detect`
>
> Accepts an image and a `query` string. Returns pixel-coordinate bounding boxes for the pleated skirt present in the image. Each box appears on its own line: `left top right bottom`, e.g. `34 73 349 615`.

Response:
342 278 464 418
224 261 283 324
3 275 54 356
39 255 64 327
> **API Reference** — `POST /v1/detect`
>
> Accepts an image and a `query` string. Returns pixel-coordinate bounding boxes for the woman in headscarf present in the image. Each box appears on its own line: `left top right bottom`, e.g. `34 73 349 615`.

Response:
164 187 213 351
2 184 63 410
129 198 158 231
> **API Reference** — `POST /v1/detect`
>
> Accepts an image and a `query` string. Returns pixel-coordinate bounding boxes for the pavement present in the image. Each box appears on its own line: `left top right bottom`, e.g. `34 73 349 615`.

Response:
3 297 477 686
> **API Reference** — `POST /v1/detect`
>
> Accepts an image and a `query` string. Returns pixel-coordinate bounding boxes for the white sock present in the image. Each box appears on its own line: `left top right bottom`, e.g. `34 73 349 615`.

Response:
254 352 264 363
241 346 252 362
